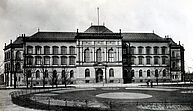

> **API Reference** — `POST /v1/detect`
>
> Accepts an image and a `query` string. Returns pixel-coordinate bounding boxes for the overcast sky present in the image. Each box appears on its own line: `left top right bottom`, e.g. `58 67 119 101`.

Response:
0 0 193 72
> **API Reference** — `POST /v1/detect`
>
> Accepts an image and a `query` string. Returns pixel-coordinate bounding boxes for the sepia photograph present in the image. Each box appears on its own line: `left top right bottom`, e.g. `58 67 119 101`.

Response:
0 0 193 111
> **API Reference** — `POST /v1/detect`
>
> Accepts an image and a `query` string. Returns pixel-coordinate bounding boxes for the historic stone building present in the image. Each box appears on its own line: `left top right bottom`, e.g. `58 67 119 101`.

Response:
3 25 185 87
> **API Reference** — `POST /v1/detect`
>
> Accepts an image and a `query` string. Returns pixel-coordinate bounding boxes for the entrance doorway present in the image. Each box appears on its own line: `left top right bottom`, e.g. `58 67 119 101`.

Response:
96 68 103 83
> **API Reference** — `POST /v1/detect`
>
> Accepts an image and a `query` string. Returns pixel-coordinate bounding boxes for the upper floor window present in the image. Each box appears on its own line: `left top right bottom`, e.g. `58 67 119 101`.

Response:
44 56 50 65
131 70 135 77
85 69 90 77
108 49 114 62
161 47 167 55
138 47 143 54
147 70 150 77
172 51 175 57
96 49 102 62
154 56 159 65
109 68 114 77
139 70 143 77
61 46 67 55
154 47 159 55
130 47 135 54
27 70 32 78
131 57 135 65
162 56 167 64
52 46 59 55
146 47 151 55
69 46 75 54
61 56 67 65
35 46 42 54
27 46 33 54
69 56 75 65
52 56 59 65
26 56 33 65
44 46 50 55
15 62 21 71
84 49 90 62
16 51 21 60
35 56 42 65
123 49 127 54
146 56 151 65
138 56 143 65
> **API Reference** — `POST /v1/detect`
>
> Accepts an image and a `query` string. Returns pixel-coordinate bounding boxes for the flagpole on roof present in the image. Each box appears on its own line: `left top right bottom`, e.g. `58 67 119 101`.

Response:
97 7 99 33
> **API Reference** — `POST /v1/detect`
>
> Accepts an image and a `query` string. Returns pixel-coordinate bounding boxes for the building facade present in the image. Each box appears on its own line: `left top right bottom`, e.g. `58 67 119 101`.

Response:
3 25 185 87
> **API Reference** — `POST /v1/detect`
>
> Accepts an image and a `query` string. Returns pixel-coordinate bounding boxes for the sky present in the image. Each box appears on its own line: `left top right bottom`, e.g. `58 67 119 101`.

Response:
0 0 193 72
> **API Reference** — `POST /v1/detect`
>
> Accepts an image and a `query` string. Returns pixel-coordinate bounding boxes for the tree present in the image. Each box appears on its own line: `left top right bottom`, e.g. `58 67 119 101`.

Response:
61 67 71 88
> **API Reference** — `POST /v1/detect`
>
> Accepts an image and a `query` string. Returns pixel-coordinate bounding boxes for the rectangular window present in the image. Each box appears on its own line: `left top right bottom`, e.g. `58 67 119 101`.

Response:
131 57 135 65
154 47 159 55
44 47 50 54
138 57 143 65
123 49 126 54
69 57 75 65
44 57 50 65
35 46 41 54
138 48 143 54
27 47 33 54
35 57 42 65
27 57 33 65
61 46 67 54
130 47 135 54
69 46 75 55
162 57 167 64
154 57 159 64
61 56 67 65
146 57 151 65
146 48 151 55
53 46 59 55
161 47 166 55
52 57 59 65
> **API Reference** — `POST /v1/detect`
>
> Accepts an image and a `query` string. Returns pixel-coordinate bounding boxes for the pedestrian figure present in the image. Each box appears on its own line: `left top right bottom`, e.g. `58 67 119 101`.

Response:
150 81 153 88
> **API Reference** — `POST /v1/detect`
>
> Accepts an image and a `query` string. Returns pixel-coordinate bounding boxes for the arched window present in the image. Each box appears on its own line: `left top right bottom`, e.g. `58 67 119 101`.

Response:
62 70 66 78
36 70 40 78
52 46 59 54
154 46 159 54
85 69 90 77
61 56 67 65
163 69 166 77
155 69 158 77
109 68 114 77
131 70 135 77
108 49 114 62
61 46 67 54
147 70 150 77
69 56 75 65
70 70 74 78
84 49 90 62
52 56 59 65
44 56 50 65
139 70 142 77
96 49 102 62
146 46 151 55
69 46 75 54
16 51 21 60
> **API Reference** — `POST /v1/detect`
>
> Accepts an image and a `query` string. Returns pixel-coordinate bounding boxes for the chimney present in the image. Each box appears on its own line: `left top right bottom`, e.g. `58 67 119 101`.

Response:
24 34 25 37
77 29 79 33
179 41 180 45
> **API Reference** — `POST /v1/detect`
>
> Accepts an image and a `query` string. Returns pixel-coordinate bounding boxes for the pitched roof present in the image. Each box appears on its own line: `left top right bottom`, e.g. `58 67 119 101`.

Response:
27 32 76 42
122 33 168 42
84 25 113 33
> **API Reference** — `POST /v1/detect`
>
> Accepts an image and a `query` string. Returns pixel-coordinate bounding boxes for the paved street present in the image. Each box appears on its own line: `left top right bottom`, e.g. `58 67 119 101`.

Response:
0 89 43 111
